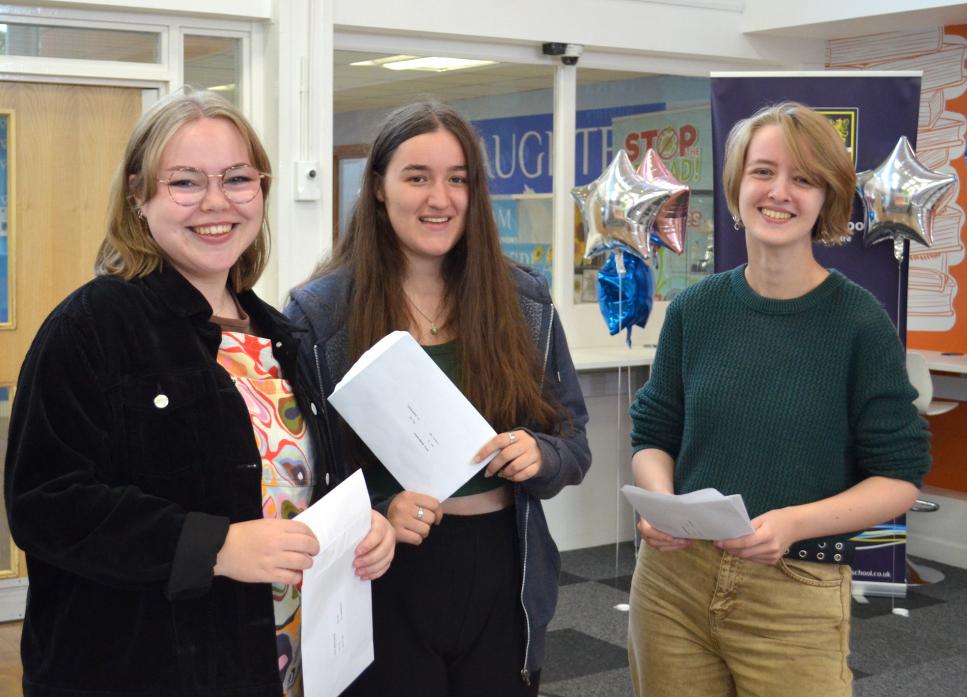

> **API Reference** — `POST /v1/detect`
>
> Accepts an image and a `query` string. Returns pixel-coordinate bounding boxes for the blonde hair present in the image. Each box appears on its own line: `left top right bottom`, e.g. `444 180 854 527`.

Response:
722 101 856 245
95 88 272 290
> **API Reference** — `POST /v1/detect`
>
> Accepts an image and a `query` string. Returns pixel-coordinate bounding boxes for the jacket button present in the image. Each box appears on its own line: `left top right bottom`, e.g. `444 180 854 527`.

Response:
325 472 330 486
310 402 318 415
153 394 169 409
275 341 283 348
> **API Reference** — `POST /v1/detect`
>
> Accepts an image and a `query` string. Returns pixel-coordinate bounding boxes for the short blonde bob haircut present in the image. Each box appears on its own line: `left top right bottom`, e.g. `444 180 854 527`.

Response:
722 101 856 246
95 88 272 291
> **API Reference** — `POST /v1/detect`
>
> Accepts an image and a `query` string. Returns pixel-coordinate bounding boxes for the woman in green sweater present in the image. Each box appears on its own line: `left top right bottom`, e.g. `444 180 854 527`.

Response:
626 102 930 697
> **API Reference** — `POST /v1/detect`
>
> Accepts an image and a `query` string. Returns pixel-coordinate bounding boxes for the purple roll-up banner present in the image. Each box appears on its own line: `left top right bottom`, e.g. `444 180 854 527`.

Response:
710 71 922 597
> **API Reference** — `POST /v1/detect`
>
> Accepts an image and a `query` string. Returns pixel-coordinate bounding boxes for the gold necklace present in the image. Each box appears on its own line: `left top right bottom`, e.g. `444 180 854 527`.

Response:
405 292 444 335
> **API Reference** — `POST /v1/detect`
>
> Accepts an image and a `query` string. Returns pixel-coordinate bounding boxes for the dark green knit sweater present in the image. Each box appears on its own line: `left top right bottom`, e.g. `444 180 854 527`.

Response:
629 264 930 519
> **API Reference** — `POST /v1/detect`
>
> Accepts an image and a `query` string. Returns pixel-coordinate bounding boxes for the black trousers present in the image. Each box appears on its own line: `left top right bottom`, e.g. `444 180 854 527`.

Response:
342 506 540 697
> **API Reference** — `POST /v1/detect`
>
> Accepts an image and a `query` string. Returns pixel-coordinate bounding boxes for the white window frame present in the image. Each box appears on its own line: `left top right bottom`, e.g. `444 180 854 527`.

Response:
0 5 259 109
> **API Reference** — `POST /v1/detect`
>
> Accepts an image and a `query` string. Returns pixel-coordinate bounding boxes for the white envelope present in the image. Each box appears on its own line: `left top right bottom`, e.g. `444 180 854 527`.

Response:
296 469 374 697
329 331 497 501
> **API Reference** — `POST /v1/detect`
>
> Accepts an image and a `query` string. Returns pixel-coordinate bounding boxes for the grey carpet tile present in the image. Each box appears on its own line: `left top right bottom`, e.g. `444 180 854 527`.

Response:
558 570 588 586
853 654 967 697
559 542 637 581
549 581 633 648
542 630 631 684
596 574 634 593
850 587 946 620
904 556 967 602
850 599 967 676
541 666 634 697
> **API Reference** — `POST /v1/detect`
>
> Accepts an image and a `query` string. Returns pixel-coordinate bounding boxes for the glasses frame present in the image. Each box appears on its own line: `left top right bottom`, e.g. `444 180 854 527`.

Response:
157 165 270 207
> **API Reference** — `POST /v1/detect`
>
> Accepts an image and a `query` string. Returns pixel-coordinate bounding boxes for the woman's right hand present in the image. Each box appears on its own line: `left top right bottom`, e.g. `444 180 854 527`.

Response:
387 491 443 545
637 517 692 552
214 518 320 585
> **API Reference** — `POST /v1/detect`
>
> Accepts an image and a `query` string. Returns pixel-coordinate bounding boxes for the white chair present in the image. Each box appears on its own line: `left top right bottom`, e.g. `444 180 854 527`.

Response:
904 351 956 581
905 351 958 416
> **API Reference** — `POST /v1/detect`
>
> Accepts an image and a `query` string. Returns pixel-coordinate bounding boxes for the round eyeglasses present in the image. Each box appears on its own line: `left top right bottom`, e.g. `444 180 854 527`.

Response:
158 165 270 206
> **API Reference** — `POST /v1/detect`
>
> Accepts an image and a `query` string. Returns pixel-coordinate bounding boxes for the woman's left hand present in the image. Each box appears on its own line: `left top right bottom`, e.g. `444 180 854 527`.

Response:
474 430 543 483
352 511 396 580
714 508 798 565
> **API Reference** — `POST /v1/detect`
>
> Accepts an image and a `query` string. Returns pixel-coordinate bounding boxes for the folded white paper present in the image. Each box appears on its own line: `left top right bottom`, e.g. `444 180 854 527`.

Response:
296 469 373 697
620 485 754 540
329 331 497 501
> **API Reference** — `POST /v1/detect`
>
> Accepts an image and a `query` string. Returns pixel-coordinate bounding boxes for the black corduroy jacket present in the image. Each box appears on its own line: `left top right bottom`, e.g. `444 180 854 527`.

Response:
4 265 336 697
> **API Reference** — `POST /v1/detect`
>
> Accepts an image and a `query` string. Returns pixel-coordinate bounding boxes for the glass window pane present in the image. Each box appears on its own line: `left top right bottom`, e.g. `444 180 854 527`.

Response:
184 35 241 106
574 72 714 304
0 113 9 326
334 51 554 285
0 23 160 63
0 385 14 574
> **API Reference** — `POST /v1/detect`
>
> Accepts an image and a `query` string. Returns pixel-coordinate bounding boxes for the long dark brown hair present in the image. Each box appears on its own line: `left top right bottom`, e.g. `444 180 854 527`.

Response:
310 101 559 434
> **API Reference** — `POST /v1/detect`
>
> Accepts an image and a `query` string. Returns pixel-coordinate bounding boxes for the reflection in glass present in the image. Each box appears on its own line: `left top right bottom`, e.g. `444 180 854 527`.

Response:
0 385 16 575
0 23 160 63
184 35 241 106
574 74 714 303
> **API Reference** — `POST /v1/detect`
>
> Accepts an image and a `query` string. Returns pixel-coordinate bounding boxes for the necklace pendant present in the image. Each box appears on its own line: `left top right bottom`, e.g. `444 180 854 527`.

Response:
430 323 438 335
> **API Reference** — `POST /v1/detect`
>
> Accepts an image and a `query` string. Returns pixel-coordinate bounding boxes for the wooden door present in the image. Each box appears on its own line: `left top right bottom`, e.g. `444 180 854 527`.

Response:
0 82 143 580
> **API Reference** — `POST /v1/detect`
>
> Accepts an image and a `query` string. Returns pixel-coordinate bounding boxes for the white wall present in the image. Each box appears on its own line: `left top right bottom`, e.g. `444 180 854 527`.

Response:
544 368 647 550
333 0 825 69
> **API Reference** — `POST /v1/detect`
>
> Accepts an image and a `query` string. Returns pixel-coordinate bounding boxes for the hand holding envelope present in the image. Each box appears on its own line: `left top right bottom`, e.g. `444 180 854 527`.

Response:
328 331 499 501
296 470 376 697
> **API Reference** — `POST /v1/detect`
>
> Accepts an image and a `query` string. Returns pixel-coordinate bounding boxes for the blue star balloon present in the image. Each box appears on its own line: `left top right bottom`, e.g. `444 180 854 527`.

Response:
596 247 655 345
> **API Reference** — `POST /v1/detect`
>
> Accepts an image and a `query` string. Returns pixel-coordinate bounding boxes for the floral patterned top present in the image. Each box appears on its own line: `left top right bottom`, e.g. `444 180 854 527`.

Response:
217 330 315 697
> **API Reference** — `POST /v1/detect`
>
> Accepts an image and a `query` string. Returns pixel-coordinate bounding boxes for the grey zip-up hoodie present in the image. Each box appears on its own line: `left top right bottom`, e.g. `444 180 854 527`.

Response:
285 263 591 682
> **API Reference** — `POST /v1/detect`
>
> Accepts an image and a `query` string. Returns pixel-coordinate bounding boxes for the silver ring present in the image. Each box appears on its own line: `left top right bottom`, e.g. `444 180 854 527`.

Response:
416 506 425 521
507 431 518 445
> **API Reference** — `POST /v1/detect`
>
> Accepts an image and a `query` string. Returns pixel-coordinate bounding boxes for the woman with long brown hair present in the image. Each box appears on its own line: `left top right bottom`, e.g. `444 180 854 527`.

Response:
286 101 591 696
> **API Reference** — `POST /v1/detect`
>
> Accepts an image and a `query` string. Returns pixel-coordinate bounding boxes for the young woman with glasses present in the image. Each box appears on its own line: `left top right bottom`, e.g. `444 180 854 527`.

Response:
286 101 592 697
4 89 395 697
626 102 931 697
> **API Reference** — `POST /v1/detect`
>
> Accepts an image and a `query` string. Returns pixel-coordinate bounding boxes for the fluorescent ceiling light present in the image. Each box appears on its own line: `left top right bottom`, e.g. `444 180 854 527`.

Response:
350 55 418 67
351 55 496 72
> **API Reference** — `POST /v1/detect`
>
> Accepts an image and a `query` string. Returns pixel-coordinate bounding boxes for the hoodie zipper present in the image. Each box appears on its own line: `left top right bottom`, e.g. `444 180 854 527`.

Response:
312 343 339 487
519 304 555 684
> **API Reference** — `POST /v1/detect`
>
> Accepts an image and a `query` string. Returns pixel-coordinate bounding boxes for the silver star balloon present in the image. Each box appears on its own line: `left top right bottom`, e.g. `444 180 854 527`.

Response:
858 135 956 262
638 148 690 256
573 150 669 261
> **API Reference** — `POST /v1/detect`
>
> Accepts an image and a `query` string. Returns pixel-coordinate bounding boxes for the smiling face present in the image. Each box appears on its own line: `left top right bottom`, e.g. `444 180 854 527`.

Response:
137 117 263 293
378 128 469 267
738 123 826 252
